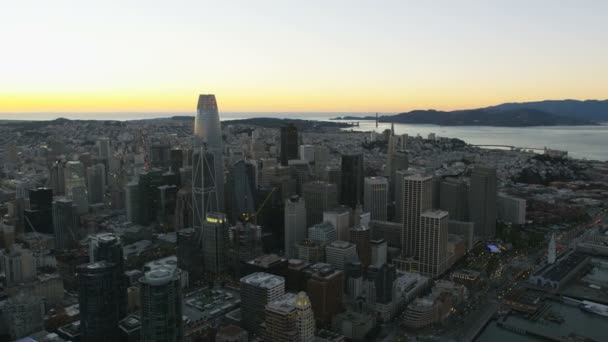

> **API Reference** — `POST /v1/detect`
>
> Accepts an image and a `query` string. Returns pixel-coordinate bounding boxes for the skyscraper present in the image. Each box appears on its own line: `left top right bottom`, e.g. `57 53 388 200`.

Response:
323 206 352 242
24 187 53 234
90 233 127 318
418 210 449 278
265 292 315 342
193 94 225 228
98 137 111 159
469 166 497 239
285 195 307 258
325 240 357 271
280 124 299 166
177 227 203 282
364 177 388 221
401 174 433 258
87 163 106 205
240 272 286 335
439 178 469 221
202 212 228 274
350 225 372 268
307 266 344 325
302 181 338 226
340 154 364 208
52 197 78 250
77 261 121 342
227 160 257 222
139 264 183 342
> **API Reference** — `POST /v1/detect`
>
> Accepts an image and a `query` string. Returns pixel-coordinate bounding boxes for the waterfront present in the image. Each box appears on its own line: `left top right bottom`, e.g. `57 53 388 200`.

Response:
337 120 608 161
4 111 607 161
476 299 608 341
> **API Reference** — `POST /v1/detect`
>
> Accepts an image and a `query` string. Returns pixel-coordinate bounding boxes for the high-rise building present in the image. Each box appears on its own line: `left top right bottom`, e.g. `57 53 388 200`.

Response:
418 210 449 278
227 160 257 222
350 225 372 268
77 261 121 342
265 292 315 342
125 180 142 224
285 195 306 258
52 197 79 250
340 154 364 209
202 213 228 274
139 263 183 342
370 239 388 267
24 187 53 234
297 240 325 264
313 146 330 176
469 166 497 239
302 181 338 226
299 144 315 163
307 266 344 325
401 174 433 257
174 187 193 230
325 240 357 271
308 222 337 245
439 178 469 221
323 206 352 242
177 227 203 282
87 163 106 205
240 272 286 335
364 263 396 305
364 177 388 221
497 193 526 225
193 94 225 229
49 159 66 196
0 244 36 286
98 137 111 159
280 124 299 166
90 233 127 317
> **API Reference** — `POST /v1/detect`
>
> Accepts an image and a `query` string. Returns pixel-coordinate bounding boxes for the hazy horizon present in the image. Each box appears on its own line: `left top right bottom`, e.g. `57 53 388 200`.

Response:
2 1 607 113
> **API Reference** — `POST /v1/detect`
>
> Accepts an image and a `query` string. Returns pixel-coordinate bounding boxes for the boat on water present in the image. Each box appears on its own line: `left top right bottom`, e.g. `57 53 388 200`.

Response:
579 301 608 317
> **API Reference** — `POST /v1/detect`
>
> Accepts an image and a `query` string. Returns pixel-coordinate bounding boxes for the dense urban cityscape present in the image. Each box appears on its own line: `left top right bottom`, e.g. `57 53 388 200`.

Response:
0 94 606 341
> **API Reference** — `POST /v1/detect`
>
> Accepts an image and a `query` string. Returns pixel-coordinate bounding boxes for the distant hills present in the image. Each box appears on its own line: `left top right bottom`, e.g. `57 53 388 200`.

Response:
334 100 608 126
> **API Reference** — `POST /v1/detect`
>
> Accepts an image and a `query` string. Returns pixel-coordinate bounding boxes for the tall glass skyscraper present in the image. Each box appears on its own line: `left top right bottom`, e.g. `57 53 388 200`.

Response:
140 264 183 342
340 154 364 209
193 94 225 228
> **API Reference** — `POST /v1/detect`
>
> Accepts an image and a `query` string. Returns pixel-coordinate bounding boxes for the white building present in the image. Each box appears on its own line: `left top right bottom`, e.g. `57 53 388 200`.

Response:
325 241 357 271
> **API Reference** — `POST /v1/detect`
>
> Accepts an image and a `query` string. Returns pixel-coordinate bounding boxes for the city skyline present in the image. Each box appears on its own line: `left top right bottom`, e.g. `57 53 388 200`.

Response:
2 1 608 115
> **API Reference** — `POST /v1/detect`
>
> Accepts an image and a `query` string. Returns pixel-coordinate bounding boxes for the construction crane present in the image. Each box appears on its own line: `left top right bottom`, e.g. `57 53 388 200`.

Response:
240 187 277 224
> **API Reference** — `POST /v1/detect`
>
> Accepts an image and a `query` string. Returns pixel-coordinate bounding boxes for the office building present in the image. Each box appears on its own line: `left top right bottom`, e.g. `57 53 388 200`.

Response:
302 181 338 226
177 227 203 282
340 154 364 208
469 166 497 239
308 222 337 244
90 233 127 316
419 210 449 278
193 94 225 230
497 193 526 225
98 137 111 159
313 146 330 176
350 225 372 268
439 178 469 221
285 195 307 258
299 144 315 163
325 241 357 271
0 244 36 286
77 261 121 342
5 292 44 340
227 160 257 222
52 197 79 250
25 187 53 234
139 263 183 342
240 272 286 335
323 206 352 242
370 239 388 267
401 174 433 257
265 292 315 342
297 240 325 264
87 163 106 205
203 213 228 274
448 220 475 251
280 124 299 166
363 177 388 221
307 266 344 324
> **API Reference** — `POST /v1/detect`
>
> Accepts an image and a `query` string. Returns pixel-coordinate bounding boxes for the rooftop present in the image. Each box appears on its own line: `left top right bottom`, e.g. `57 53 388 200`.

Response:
241 272 285 289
